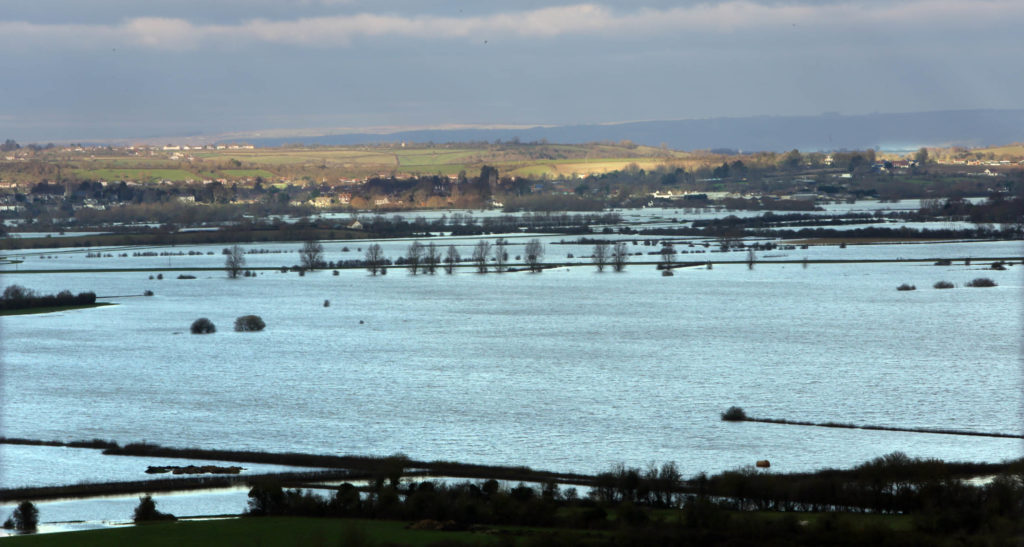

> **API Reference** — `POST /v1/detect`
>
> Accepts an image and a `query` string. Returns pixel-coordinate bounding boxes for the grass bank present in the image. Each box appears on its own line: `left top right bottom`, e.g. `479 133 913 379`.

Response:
0 303 114 316
1 517 503 547
724 413 1024 439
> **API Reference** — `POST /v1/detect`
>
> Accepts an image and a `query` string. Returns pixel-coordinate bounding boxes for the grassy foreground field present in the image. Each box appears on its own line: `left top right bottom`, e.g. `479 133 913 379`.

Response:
5 513 920 547
5 518 501 547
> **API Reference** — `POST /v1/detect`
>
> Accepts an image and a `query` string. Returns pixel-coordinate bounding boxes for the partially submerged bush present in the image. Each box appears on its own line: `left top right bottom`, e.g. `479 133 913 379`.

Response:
966 277 997 287
896 283 916 291
177 274 196 280
3 501 38 532
234 315 266 332
933 259 952 266
990 261 1006 270
133 495 176 523
933 281 955 289
190 318 216 334
721 406 747 421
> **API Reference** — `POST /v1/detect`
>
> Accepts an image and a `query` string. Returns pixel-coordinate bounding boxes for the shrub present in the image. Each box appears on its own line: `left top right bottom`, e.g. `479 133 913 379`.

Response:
721 406 747 421
156 273 163 280
133 495 176 522
4 501 38 532
2 285 34 301
990 261 1006 270
234 315 266 332
332 270 339 276
323 300 330 307
933 259 952 266
897 283 916 291
177 274 196 280
933 281 955 289
143 290 154 296
966 277 997 287
190 318 216 334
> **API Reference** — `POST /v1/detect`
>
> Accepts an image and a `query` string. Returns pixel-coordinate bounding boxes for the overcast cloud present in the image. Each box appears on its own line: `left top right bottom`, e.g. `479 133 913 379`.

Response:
0 0 1020 141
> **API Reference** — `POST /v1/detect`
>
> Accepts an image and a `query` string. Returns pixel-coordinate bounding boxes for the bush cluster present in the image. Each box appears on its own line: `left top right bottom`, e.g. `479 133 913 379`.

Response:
0 285 96 311
2 501 38 533
721 406 747 421
233 315 266 332
133 495 176 523
190 318 216 334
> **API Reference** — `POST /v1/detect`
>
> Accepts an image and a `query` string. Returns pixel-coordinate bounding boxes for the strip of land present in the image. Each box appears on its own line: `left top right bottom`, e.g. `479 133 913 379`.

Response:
730 416 1024 439
0 303 114 316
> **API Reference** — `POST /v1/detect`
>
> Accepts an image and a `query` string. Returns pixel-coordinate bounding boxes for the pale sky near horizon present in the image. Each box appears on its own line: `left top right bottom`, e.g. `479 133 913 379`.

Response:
1 0 1021 142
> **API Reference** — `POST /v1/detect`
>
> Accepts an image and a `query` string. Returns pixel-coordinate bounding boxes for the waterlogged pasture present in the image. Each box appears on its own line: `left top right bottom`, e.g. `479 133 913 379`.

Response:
4 237 1022 274
1 246 1021 479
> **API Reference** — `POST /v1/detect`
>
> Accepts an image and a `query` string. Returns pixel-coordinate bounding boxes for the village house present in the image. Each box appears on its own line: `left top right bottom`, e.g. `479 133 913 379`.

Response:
311 196 333 208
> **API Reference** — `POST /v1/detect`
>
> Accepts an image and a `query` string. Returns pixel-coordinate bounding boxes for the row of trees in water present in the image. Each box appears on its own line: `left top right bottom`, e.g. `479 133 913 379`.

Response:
224 238 636 276
360 239 633 275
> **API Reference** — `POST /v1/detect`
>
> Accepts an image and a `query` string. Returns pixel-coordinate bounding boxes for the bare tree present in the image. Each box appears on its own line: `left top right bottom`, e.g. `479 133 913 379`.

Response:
524 238 545 272
747 248 756 270
365 243 384 275
299 240 324 271
406 241 424 275
472 240 492 273
444 245 461 274
424 242 439 274
224 244 245 278
592 242 609 272
612 241 629 272
492 238 508 273
659 243 677 270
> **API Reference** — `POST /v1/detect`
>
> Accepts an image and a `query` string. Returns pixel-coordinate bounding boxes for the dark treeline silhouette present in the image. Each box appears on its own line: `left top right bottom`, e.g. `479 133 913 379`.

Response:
0 285 96 311
3 435 1021 543
238 453 1024 544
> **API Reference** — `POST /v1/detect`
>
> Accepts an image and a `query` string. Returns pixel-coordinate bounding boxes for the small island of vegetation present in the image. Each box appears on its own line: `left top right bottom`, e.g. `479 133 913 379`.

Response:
0 285 106 316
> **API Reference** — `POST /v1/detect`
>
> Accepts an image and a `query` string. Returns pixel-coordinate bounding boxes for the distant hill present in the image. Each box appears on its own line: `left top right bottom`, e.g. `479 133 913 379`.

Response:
234 109 1024 152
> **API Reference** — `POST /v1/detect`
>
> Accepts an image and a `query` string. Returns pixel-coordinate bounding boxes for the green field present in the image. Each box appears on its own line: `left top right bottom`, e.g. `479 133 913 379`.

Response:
2 511 919 546
216 169 277 179
8 142 707 184
71 169 198 183
3 518 503 547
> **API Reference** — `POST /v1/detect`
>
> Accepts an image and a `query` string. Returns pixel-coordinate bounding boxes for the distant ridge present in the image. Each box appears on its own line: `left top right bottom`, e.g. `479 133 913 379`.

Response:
230 109 1024 152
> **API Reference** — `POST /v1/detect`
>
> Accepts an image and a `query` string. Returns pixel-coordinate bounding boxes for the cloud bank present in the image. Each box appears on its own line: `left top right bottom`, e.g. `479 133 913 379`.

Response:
2 1 1021 50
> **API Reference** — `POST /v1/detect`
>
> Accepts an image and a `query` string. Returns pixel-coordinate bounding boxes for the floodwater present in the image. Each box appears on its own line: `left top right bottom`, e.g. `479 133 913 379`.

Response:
0 209 1022 532
2 244 1021 478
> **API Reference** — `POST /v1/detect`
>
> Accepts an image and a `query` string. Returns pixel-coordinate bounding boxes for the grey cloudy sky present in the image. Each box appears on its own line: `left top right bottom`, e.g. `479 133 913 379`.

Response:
1 0 1021 141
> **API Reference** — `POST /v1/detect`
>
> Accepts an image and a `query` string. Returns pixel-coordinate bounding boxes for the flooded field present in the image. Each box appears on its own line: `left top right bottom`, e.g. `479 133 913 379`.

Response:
1 209 1021 532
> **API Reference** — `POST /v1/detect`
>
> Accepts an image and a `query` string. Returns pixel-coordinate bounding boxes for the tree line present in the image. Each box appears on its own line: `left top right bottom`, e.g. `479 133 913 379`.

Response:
0 285 97 311
234 452 1023 544
358 239 631 275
